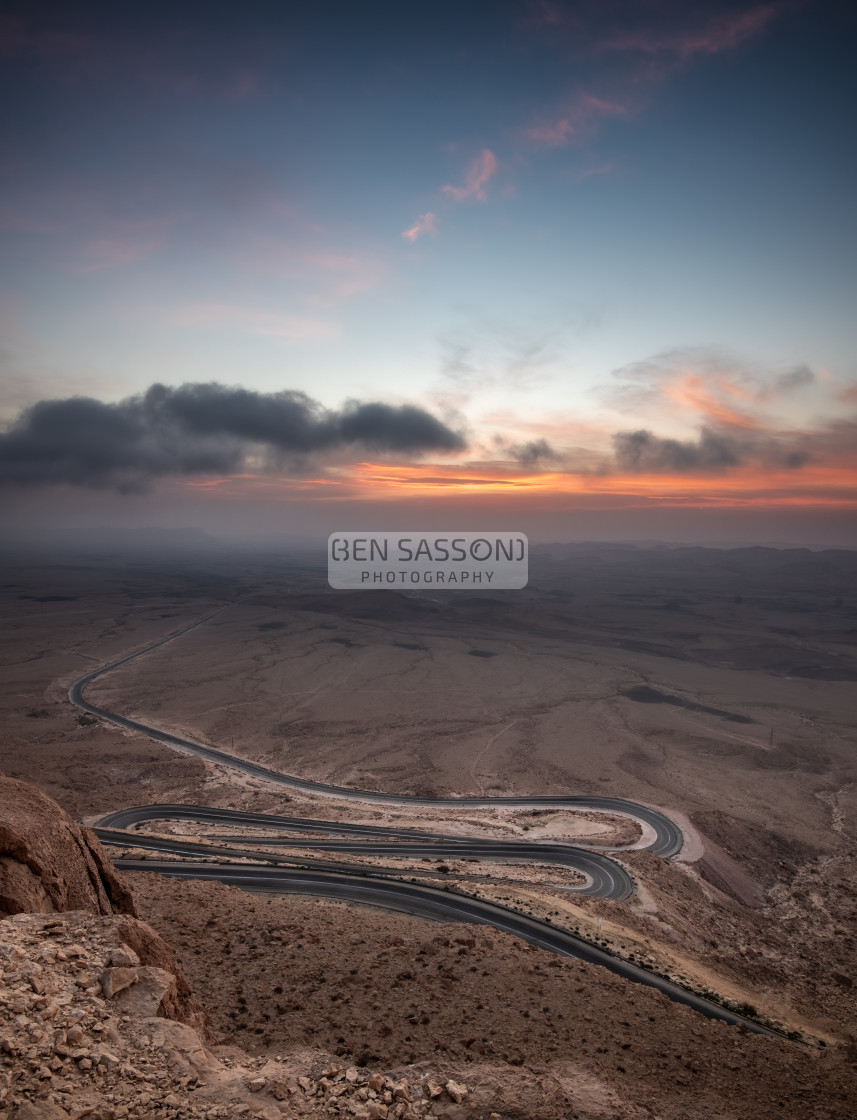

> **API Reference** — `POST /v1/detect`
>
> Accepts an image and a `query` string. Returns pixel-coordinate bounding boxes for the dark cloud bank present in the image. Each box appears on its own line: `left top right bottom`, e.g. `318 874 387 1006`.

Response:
0 383 466 490
612 426 811 473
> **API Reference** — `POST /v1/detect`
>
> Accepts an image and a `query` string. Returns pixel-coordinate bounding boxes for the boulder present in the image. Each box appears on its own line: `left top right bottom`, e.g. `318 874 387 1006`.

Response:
103 914 209 1034
0 773 136 918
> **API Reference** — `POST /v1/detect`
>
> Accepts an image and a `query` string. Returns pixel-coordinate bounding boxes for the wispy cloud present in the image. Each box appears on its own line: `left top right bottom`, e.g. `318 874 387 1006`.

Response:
661 373 763 431
603 4 779 62
441 149 498 202
438 318 561 395
401 212 438 242
526 119 576 148
605 348 818 432
525 94 628 148
172 303 339 344
1 191 179 271
514 3 783 179
231 236 388 305
599 349 848 478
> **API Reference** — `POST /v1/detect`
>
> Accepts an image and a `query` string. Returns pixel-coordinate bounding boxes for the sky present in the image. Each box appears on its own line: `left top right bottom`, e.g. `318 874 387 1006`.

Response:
1 0 856 547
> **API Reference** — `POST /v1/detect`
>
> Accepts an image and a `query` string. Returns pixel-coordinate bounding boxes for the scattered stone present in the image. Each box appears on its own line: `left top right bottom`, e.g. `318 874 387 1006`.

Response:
425 1079 444 1099
100 967 138 1000
444 1080 467 1104
392 1079 411 1101
269 1078 296 1100
107 946 139 969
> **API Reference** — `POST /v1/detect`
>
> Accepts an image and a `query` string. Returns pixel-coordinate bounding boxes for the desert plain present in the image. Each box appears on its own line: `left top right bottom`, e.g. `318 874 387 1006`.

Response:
2 540 856 1119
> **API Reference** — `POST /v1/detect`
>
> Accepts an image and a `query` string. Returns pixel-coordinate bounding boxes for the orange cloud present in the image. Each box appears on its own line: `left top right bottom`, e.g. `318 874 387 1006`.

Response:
442 150 498 202
401 212 438 242
607 351 821 438
663 374 762 430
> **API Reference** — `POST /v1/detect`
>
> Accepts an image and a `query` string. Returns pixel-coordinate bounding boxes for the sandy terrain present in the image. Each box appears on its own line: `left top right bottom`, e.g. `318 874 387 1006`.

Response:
1 542 856 1115
127 871 857 1120
83 553 856 864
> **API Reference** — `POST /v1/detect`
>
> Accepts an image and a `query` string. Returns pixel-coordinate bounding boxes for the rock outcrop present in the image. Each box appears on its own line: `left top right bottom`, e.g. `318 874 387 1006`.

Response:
0 775 136 919
0 911 472 1119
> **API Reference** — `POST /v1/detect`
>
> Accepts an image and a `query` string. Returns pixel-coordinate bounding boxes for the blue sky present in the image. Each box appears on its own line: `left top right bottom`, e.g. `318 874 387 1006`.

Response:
1 0 856 544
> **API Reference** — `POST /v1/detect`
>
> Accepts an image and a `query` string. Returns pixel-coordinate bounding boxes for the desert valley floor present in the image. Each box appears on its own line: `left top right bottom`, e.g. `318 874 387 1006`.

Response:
1 541 856 1119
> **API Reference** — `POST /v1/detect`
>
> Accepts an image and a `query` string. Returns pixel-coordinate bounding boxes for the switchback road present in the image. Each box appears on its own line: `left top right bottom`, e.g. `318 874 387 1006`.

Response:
71 617 683 857
93 810 634 898
67 614 790 1039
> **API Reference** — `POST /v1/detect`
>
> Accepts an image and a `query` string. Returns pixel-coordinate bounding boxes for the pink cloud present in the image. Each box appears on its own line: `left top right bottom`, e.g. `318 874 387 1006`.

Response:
300 252 389 304
168 224 387 305
525 93 628 148
527 119 576 147
401 212 438 242
1 191 178 273
172 302 339 344
605 4 778 61
441 149 498 203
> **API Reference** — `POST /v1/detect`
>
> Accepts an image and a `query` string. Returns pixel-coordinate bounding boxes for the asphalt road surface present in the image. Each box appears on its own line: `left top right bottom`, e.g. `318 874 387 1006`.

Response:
93 813 634 899
115 856 782 1039
72 617 683 858
69 615 789 1039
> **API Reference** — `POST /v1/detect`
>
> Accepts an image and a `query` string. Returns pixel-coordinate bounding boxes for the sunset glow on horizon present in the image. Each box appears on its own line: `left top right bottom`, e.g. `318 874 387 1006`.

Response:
1 1 855 546
174 458 857 513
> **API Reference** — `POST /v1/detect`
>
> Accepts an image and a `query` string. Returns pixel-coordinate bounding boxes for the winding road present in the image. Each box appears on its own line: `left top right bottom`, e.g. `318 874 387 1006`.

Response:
108 857 780 1037
93 805 635 899
69 612 787 1039
71 616 683 857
